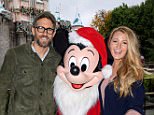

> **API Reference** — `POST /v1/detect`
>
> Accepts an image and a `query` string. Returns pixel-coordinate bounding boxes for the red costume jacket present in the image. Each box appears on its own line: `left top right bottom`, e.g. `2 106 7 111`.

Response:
56 100 101 115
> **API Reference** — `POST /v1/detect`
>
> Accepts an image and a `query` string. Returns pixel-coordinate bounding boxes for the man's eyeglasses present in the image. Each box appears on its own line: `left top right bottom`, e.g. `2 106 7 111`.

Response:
34 26 55 35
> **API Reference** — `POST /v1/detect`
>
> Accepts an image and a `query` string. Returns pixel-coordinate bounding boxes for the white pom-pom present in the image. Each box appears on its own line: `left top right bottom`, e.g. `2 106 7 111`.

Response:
102 65 112 79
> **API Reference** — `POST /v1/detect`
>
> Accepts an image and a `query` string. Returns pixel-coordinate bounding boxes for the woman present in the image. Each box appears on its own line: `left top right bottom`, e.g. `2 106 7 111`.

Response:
99 26 144 115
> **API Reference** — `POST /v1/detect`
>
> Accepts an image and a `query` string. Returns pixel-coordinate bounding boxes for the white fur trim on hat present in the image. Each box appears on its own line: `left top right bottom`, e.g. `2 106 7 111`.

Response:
69 30 94 47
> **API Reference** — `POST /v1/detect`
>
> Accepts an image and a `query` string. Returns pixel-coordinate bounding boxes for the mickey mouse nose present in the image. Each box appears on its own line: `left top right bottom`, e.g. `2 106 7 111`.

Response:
70 66 80 76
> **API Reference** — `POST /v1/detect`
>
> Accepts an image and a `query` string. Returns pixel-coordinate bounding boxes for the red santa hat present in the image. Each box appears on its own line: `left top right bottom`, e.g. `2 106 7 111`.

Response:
69 27 112 78
69 27 107 67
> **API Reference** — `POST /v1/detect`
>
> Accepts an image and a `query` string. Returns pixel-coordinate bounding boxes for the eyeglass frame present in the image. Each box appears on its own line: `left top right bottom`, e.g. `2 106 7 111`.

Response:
33 26 55 35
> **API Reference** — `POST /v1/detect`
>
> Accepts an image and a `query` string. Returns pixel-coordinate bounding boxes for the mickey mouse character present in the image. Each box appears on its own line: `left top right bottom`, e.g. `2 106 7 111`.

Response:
54 27 111 115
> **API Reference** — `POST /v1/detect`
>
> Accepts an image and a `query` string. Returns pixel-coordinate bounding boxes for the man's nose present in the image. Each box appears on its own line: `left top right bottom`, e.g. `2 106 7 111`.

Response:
43 30 48 36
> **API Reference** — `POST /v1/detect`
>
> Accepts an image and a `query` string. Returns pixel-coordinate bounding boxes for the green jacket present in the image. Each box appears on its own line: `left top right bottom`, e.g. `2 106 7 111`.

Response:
0 43 61 115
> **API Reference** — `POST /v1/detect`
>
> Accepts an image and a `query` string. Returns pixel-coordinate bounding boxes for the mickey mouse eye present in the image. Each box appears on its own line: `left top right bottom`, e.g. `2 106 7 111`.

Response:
69 56 76 68
80 57 89 72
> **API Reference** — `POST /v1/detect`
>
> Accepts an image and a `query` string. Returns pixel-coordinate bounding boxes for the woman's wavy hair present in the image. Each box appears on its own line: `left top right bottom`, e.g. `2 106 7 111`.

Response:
108 26 144 97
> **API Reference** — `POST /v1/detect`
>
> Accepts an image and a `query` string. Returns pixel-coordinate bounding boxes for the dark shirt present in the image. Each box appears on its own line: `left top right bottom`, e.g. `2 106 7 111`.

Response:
99 81 145 115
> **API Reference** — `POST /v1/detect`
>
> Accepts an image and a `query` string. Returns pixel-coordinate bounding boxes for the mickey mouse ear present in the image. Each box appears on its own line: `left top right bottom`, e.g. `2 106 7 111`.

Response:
102 65 112 79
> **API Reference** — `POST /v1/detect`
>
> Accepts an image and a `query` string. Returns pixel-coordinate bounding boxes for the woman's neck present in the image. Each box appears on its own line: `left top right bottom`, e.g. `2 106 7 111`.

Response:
111 60 121 80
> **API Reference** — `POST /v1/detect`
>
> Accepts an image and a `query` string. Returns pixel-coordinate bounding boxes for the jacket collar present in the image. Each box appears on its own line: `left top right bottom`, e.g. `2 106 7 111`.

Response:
25 42 57 59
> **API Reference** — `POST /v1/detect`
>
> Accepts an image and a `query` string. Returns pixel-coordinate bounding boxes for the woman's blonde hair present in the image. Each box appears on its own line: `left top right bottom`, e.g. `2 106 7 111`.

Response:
108 26 144 97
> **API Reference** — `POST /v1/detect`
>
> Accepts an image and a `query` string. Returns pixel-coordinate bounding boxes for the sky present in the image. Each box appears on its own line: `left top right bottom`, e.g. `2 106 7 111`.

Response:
48 0 145 26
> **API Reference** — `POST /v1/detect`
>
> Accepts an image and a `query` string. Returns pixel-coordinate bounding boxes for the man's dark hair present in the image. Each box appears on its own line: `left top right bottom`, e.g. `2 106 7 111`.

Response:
33 11 56 28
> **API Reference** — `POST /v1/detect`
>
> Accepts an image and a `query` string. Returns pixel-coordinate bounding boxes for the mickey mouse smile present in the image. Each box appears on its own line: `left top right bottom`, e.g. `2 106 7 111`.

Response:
71 83 85 89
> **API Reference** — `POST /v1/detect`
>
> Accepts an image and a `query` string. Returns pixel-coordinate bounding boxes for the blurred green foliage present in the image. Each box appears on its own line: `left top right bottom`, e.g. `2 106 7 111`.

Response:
144 74 154 92
92 0 154 62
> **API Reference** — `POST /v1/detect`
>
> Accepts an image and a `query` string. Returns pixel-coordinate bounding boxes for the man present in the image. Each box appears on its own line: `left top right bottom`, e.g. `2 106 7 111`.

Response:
0 11 61 115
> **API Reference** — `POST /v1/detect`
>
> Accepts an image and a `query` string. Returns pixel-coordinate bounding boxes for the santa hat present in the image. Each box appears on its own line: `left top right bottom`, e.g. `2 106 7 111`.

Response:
69 27 112 78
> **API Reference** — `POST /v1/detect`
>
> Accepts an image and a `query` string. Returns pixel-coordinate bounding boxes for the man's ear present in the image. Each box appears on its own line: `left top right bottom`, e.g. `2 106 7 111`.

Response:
52 31 56 37
32 26 35 36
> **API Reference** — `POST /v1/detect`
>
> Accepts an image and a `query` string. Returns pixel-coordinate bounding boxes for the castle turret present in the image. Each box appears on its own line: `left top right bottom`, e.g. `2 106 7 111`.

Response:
72 12 83 30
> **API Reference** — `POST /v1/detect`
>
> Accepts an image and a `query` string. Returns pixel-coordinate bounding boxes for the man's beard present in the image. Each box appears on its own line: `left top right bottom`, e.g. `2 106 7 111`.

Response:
36 39 52 48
